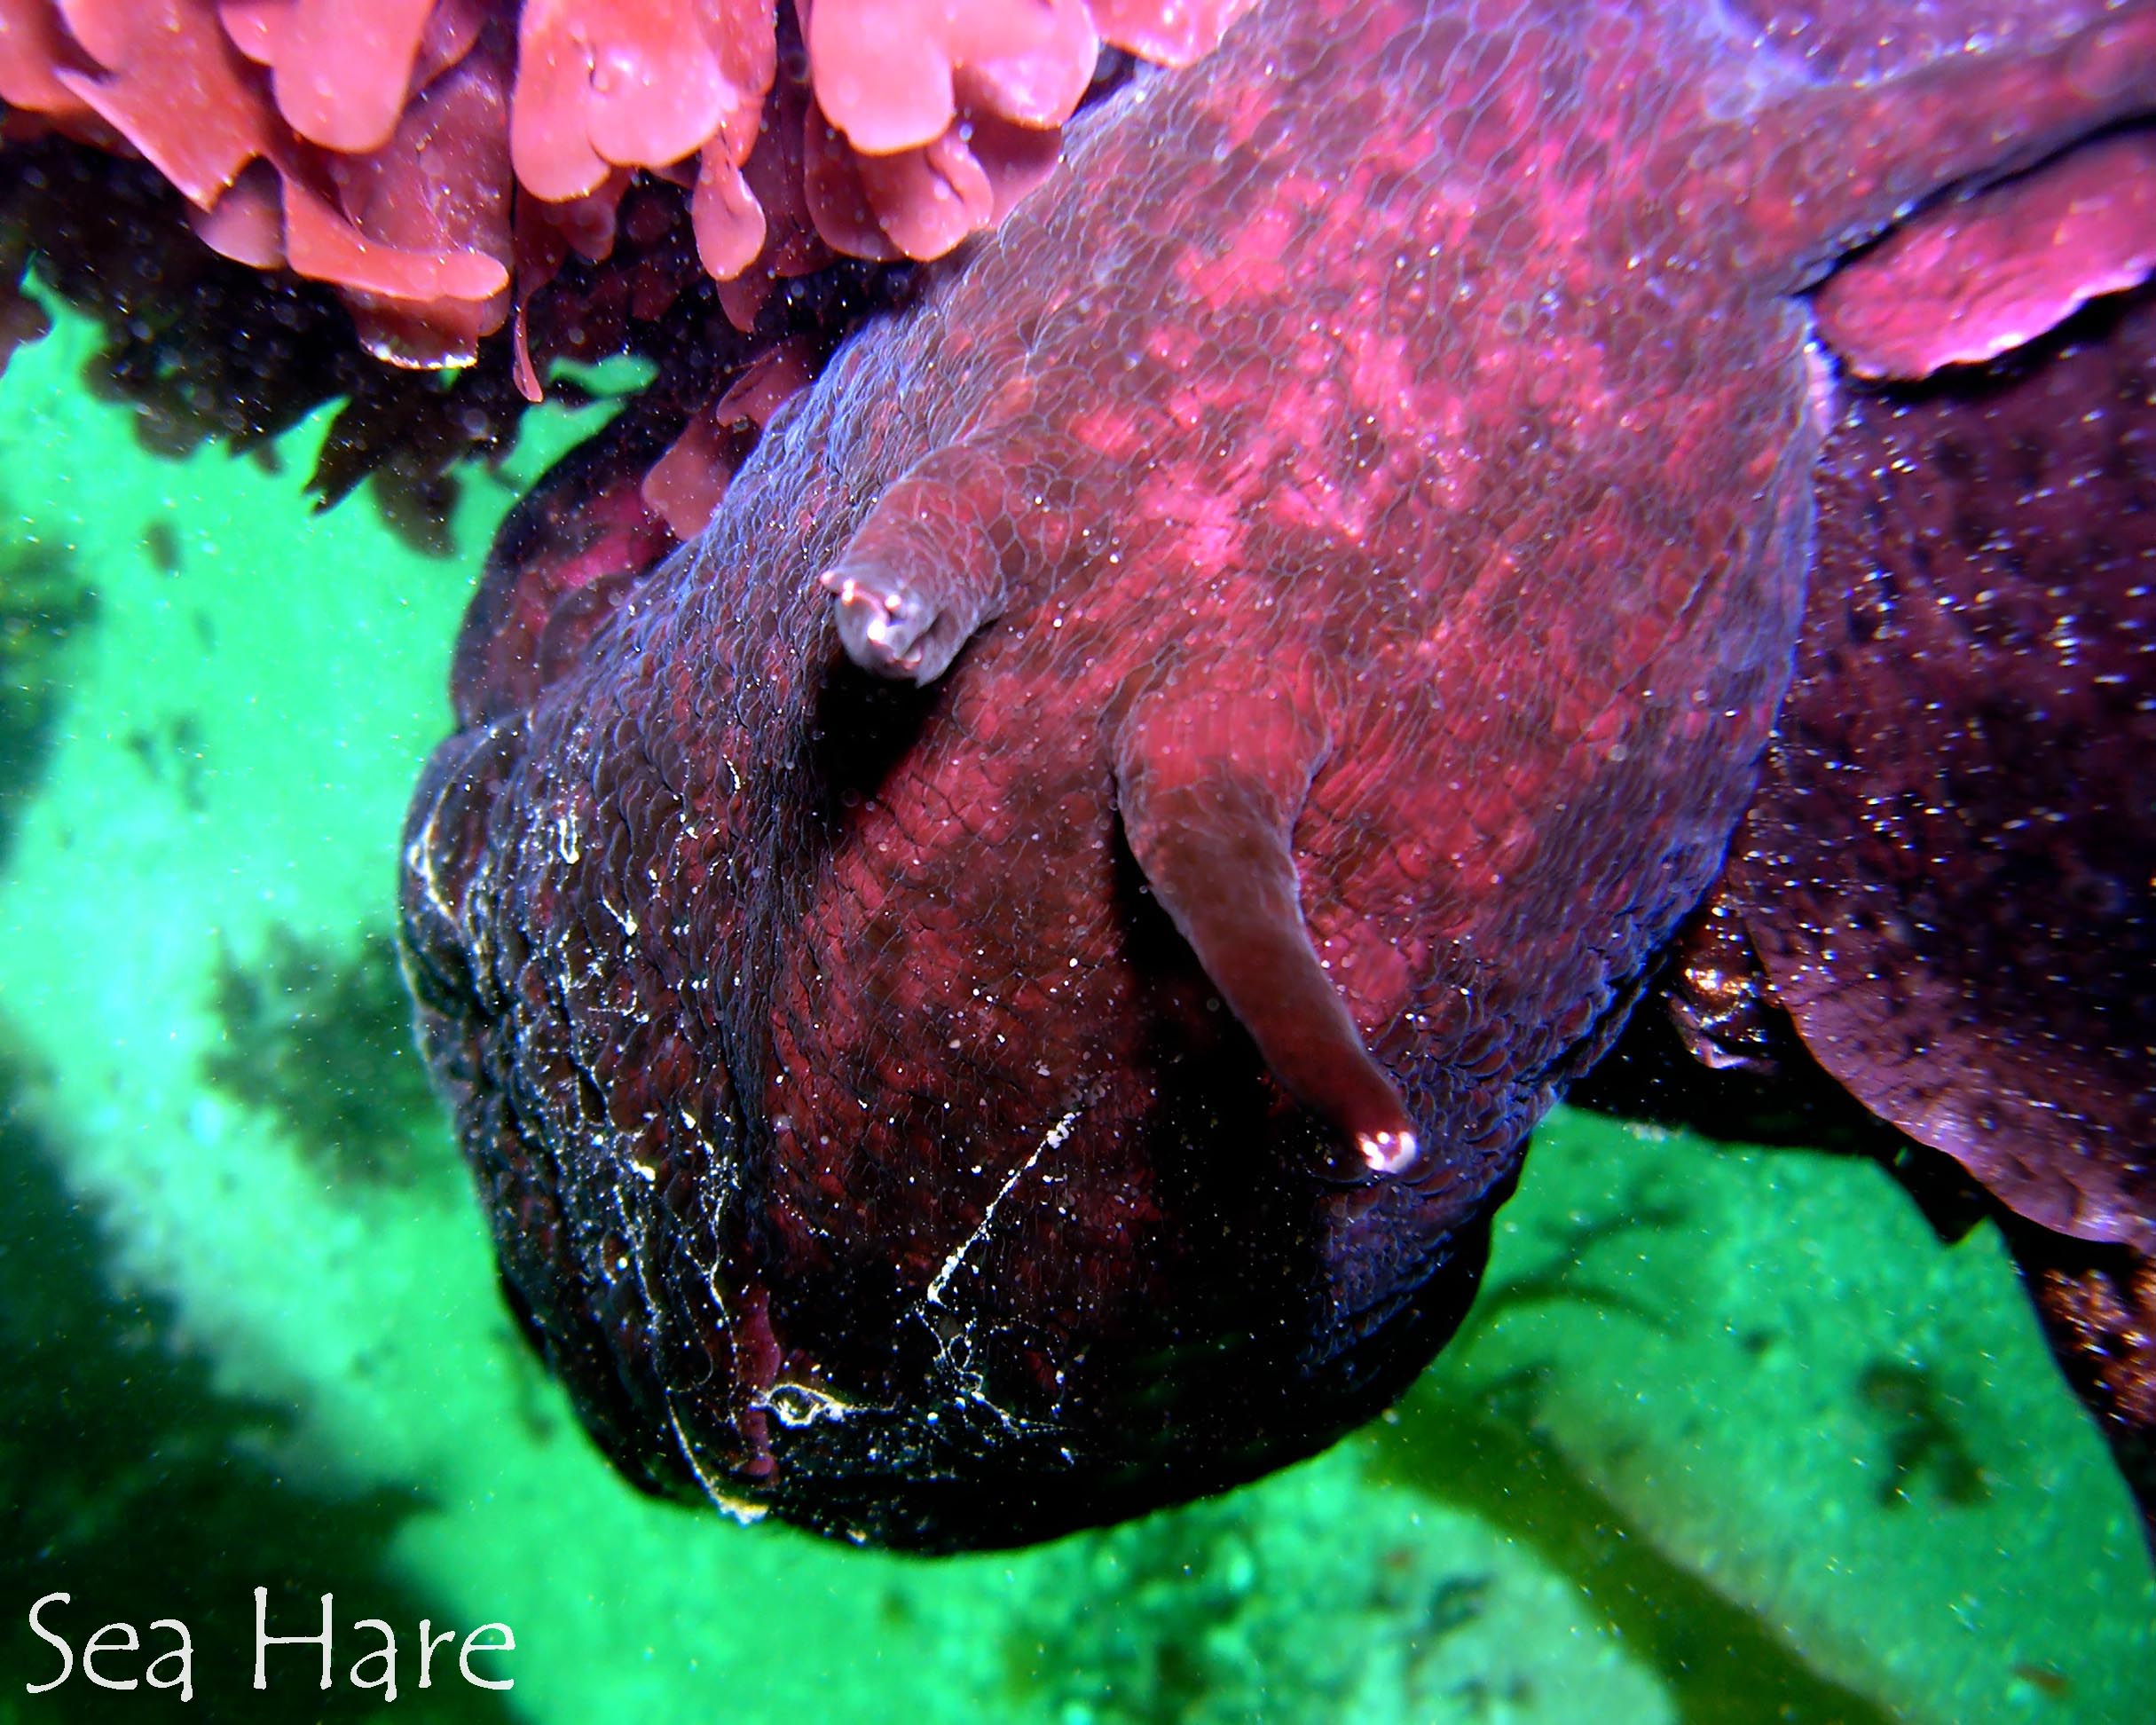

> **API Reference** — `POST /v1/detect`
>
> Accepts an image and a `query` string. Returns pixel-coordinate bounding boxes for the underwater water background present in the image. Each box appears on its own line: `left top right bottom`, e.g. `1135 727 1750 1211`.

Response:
0 285 2151 1724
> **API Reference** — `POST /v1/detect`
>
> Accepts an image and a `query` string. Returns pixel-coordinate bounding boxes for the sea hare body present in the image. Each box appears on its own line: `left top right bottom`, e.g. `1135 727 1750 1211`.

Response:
403 0 2156 1547
1729 294 2156 1254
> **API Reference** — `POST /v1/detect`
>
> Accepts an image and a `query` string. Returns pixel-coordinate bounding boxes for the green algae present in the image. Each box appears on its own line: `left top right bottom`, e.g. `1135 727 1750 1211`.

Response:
204 926 452 1190
1 288 2150 1725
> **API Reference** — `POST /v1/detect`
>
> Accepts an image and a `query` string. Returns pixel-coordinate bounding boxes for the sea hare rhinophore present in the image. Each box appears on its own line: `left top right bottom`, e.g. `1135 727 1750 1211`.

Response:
398 0 2156 1548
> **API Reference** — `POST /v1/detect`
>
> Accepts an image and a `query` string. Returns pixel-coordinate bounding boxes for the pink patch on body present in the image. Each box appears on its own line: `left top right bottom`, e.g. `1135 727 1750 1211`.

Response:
1131 469 1250 576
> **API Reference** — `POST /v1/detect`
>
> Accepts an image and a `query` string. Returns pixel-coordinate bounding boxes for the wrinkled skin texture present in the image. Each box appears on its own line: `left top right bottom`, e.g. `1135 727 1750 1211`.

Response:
403 0 2156 1548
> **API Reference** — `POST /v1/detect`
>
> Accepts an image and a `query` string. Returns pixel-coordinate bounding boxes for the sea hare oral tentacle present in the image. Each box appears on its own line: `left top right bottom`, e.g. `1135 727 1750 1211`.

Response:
822 566 946 679
1110 678 1420 1175
818 441 1019 682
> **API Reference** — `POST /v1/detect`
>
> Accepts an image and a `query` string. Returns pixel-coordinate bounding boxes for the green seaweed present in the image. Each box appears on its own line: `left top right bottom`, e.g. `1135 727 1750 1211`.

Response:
202 925 452 1190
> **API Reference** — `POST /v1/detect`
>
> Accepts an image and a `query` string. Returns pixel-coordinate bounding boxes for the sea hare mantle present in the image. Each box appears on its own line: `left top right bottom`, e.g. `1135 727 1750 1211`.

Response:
401 0 2156 1548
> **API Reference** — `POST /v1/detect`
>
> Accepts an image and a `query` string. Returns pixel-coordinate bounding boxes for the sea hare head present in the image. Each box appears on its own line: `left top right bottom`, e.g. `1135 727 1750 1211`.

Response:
401 500 1498 1551
401 416 1502 1550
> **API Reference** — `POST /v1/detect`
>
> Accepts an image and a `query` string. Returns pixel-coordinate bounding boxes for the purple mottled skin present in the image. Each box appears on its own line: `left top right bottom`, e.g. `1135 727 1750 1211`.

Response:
403 0 2156 1548
1733 295 2156 1253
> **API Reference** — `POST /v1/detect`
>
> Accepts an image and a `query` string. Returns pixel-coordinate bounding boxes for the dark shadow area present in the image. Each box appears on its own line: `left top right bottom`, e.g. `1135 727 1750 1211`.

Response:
0 508 96 870
0 1036 515 1720
1574 985 1997 1245
2003 1217 2156 1552
203 925 456 1190
1855 1360 1990 1509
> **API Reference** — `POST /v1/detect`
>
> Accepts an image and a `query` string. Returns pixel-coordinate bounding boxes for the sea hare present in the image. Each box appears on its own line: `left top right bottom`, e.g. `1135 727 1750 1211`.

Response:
401 0 2156 1548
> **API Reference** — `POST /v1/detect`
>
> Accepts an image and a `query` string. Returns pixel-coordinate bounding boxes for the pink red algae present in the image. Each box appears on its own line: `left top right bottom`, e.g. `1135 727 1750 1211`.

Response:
0 0 1241 356
385 1 2156 1546
0 1 1244 536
